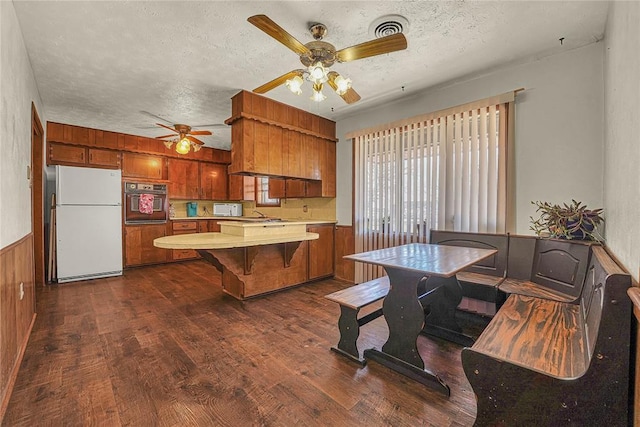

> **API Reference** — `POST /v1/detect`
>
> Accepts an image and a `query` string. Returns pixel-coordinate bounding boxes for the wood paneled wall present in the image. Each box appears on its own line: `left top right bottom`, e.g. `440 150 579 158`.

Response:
335 226 355 283
0 234 36 422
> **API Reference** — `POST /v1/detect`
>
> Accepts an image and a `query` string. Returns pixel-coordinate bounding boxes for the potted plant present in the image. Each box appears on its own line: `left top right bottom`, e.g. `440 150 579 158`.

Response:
530 199 604 241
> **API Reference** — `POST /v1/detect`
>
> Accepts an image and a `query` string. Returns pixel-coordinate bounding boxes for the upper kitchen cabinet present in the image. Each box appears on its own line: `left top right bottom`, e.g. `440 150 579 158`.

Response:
268 177 286 199
228 174 255 201
47 142 121 169
200 163 228 200
168 159 199 199
226 90 336 182
48 143 86 166
122 152 167 180
306 140 336 198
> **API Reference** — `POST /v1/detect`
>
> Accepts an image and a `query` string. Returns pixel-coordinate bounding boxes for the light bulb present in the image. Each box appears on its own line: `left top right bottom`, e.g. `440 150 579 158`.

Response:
308 62 327 83
334 75 352 95
175 137 191 154
192 143 202 152
285 75 303 95
311 83 326 102
163 140 174 149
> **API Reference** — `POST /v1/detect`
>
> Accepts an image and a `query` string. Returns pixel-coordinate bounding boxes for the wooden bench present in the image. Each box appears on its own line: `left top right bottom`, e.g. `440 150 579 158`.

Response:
462 245 632 425
500 236 593 303
429 231 509 313
324 276 390 365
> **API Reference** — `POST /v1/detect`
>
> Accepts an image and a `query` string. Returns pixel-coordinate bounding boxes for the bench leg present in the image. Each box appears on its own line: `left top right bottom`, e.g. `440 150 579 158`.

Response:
331 306 366 366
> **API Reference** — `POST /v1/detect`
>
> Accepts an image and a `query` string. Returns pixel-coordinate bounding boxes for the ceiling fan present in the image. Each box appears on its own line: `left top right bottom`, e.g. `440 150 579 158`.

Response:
155 123 211 154
248 14 407 104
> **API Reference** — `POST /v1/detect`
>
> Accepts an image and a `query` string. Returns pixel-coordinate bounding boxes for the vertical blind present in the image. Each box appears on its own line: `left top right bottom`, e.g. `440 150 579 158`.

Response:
349 92 515 282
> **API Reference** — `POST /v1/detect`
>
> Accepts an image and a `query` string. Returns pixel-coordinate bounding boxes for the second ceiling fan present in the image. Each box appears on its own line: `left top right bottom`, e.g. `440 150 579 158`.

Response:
248 15 407 104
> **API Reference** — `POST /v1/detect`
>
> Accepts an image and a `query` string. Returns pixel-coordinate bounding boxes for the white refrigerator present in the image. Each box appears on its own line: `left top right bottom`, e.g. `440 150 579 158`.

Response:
56 165 123 283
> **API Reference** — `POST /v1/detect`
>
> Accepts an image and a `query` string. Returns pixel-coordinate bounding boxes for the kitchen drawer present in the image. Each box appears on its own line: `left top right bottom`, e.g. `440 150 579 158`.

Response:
172 221 198 231
172 249 198 260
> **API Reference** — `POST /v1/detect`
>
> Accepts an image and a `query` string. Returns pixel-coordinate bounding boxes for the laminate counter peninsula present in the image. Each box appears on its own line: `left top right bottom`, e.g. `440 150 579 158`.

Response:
154 219 335 299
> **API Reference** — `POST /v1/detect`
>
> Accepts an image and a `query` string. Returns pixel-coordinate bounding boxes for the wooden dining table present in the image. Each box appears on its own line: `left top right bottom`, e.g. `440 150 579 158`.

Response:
344 243 497 396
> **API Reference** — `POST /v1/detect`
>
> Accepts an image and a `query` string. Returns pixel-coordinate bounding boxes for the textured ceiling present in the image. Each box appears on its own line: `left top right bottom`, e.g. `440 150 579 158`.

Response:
13 1 608 150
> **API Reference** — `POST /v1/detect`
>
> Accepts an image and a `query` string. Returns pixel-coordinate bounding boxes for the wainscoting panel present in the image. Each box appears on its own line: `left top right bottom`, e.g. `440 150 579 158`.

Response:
1 234 36 421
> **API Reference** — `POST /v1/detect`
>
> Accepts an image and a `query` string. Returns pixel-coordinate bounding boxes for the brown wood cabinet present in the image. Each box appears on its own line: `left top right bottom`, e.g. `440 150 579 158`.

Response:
88 148 121 168
286 179 307 198
307 224 335 280
197 220 221 233
227 90 336 181
268 178 286 199
199 163 228 200
168 159 200 199
48 142 86 165
48 142 121 168
228 174 255 201
170 220 199 260
122 152 167 180
124 224 169 267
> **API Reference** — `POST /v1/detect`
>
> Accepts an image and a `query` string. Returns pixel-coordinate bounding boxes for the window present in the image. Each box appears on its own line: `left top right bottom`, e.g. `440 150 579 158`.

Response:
349 92 515 282
255 177 280 207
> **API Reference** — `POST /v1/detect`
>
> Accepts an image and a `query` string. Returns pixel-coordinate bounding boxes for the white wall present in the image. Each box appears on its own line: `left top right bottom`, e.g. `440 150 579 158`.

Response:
604 1 640 281
0 2 45 248
336 42 605 236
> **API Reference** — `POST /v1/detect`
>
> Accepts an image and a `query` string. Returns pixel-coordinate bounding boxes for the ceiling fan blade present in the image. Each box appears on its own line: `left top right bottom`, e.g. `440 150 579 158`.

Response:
186 135 205 145
141 110 173 124
338 87 361 104
248 15 310 56
189 130 213 136
335 33 407 62
327 71 361 104
156 123 178 133
191 123 228 128
155 134 177 139
254 69 304 94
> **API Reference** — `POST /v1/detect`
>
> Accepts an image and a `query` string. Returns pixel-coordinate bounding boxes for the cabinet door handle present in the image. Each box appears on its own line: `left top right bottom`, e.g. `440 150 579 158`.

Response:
89 152 93 162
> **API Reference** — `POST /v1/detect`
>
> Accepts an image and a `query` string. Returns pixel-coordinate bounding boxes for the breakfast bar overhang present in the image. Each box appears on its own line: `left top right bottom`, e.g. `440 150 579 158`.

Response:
154 220 321 299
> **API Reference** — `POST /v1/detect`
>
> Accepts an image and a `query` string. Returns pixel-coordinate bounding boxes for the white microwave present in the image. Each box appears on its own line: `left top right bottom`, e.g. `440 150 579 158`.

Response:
213 203 243 217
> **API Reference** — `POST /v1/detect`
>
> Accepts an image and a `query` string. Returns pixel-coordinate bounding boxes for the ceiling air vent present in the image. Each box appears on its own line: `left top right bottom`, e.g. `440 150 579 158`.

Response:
369 15 409 39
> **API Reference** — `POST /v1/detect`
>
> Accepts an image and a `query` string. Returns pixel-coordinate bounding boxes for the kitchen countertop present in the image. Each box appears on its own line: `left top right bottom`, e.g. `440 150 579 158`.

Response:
154 231 319 250
170 216 337 225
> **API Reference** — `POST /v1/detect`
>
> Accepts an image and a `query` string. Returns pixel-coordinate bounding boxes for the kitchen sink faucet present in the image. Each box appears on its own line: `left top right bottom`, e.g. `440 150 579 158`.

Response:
253 210 267 218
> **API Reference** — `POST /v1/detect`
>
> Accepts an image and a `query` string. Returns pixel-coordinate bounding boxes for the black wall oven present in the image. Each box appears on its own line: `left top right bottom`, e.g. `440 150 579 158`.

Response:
124 182 168 224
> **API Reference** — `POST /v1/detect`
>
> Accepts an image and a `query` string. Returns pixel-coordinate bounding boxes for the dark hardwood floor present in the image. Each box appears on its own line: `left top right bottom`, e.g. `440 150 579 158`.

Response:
3 260 478 426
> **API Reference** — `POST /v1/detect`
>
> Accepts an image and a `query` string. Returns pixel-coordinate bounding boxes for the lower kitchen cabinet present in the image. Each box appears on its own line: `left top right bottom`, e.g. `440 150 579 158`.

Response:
171 220 199 260
124 224 169 267
307 224 335 280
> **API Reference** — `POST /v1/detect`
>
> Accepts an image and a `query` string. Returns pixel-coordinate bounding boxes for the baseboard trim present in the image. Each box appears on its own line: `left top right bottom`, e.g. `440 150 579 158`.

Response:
0 313 37 423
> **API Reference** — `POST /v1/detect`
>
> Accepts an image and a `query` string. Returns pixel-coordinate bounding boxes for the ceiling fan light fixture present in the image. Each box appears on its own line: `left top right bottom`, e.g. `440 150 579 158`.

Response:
334 74 352 95
175 137 191 154
192 143 202 152
285 75 304 95
311 83 326 102
163 139 174 149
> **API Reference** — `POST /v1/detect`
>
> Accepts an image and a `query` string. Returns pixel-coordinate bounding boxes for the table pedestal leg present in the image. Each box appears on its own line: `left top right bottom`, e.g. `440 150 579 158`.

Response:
421 276 475 347
365 268 450 396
